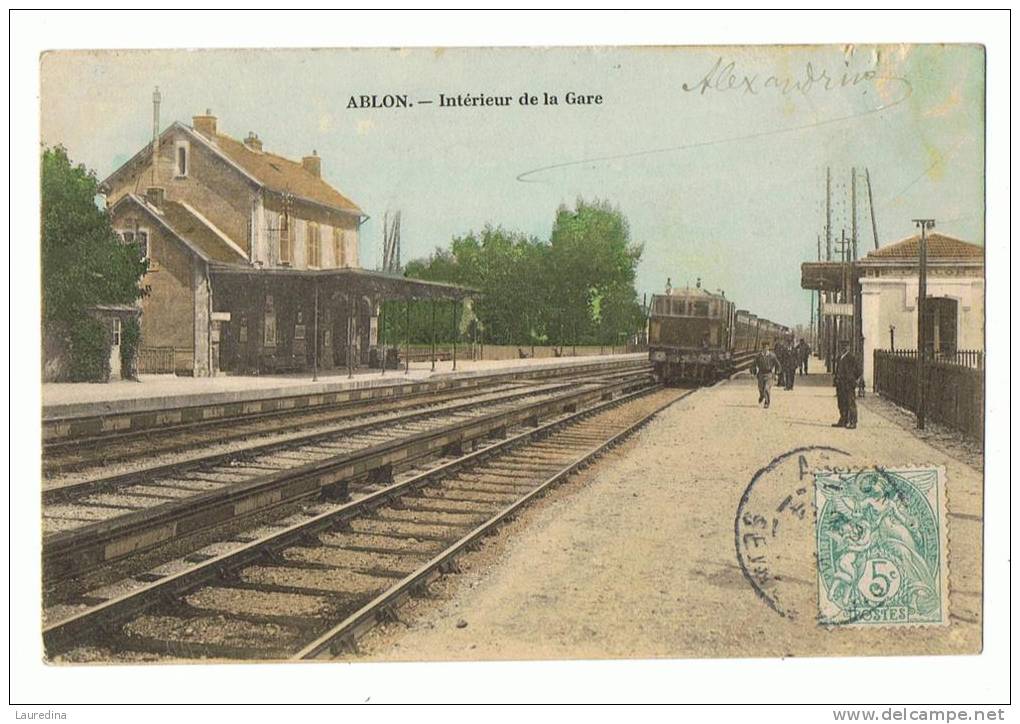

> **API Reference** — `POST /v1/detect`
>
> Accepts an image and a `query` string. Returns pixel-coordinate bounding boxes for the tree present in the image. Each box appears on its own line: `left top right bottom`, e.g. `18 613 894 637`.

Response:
402 226 547 346
41 146 148 378
548 198 643 345
401 198 644 347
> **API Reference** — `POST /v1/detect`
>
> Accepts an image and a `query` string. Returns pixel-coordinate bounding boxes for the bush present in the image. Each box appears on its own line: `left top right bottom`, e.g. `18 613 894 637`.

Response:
68 315 110 382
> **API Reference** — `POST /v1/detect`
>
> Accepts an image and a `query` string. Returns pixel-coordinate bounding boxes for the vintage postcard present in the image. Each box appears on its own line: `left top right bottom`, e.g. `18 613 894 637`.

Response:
36 43 985 669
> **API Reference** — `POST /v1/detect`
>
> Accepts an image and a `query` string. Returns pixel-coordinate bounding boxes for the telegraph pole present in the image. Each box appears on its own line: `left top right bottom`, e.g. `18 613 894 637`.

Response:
851 168 858 263
151 87 161 187
866 168 880 251
816 233 822 348
825 167 834 370
913 218 935 429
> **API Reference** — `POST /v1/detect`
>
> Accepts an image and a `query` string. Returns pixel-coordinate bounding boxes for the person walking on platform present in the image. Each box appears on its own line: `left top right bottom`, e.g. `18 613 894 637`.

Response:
797 339 811 375
785 341 797 390
777 340 795 390
750 342 780 409
832 339 862 428
773 341 786 389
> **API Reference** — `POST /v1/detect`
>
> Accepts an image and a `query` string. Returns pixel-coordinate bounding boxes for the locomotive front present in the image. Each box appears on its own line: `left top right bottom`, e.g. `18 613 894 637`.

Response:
647 285 735 384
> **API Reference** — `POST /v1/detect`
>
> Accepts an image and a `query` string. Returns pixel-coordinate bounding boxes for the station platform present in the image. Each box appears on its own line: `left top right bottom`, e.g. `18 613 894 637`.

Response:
42 353 646 421
358 371 983 661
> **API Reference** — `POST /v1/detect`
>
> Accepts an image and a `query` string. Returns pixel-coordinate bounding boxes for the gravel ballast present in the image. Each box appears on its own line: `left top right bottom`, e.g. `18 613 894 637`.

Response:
351 378 982 661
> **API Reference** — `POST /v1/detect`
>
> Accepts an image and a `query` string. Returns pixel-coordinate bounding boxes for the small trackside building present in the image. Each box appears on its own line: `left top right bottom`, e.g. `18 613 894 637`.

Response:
801 232 984 386
857 233 984 385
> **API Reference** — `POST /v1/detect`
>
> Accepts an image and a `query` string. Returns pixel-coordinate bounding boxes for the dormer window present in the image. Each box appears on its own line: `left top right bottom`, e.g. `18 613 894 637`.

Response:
175 140 190 178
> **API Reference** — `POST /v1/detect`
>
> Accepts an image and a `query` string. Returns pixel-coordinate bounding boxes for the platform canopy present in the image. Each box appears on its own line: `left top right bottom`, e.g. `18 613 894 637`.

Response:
800 261 857 293
207 263 477 301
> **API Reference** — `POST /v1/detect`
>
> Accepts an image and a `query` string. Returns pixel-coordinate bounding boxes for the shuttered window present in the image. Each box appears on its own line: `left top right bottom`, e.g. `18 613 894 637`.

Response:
307 222 321 268
279 213 292 264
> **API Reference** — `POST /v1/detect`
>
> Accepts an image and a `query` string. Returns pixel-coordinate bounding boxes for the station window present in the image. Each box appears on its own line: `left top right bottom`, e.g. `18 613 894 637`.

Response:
136 229 149 261
692 302 709 317
111 318 121 347
118 229 148 260
175 141 190 178
333 227 345 268
306 222 321 269
279 213 292 264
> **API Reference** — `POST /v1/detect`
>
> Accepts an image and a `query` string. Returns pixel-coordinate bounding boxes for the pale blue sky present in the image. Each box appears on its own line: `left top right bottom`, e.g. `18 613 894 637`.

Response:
40 45 984 326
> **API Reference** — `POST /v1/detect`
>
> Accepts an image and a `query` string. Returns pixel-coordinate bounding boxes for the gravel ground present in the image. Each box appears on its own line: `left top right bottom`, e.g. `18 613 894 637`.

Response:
352 374 982 661
861 393 984 471
240 565 392 596
184 586 333 618
121 614 301 648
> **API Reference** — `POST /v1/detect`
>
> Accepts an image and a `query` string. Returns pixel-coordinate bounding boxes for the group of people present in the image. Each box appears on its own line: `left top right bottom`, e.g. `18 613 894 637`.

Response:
749 338 810 407
776 338 810 389
749 338 861 428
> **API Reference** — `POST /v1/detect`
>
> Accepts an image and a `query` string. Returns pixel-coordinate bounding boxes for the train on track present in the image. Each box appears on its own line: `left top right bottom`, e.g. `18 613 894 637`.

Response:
648 281 791 384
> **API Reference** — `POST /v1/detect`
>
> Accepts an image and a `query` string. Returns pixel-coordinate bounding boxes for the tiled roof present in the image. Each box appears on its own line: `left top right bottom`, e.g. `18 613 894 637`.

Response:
159 200 249 264
114 194 248 264
866 233 984 260
209 132 363 215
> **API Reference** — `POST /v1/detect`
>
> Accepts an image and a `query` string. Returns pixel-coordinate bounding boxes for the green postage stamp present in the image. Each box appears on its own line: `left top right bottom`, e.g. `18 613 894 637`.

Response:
814 466 949 626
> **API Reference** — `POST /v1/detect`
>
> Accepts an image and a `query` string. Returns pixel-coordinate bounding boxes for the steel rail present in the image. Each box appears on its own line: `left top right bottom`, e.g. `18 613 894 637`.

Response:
42 379 587 505
42 379 667 657
44 364 652 476
43 371 653 580
294 386 692 659
43 358 650 448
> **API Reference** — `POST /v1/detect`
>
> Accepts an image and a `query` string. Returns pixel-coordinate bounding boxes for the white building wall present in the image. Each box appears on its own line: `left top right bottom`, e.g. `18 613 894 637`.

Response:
860 273 984 386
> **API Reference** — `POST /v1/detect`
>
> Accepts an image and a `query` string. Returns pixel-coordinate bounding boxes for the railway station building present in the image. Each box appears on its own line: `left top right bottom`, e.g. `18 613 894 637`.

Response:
103 110 470 376
801 232 984 386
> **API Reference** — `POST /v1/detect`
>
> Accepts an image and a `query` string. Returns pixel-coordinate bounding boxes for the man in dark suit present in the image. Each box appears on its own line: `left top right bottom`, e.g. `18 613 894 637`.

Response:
797 339 811 375
832 339 862 428
777 340 795 390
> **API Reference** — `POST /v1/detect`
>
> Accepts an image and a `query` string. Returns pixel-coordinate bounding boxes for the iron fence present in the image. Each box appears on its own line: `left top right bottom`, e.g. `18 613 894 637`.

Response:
873 349 984 441
138 346 177 374
880 348 983 369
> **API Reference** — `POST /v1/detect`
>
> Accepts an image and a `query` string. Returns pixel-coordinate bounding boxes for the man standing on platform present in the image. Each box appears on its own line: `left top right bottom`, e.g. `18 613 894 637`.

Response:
750 342 780 409
797 338 811 375
777 340 795 390
832 339 862 428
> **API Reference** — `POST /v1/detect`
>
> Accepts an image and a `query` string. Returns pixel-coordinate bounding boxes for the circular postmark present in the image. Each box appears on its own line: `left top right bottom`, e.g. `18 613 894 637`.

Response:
733 445 851 623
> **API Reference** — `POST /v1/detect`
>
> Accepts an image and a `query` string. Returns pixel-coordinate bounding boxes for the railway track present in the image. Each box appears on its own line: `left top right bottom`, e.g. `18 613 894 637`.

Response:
43 363 647 476
45 382 690 663
43 369 654 582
